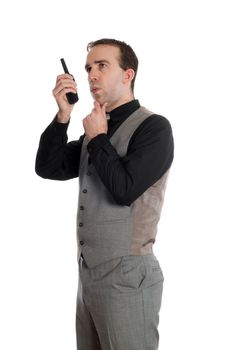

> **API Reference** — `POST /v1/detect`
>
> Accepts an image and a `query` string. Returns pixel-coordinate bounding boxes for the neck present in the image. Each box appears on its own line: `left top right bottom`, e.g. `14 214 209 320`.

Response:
106 93 134 113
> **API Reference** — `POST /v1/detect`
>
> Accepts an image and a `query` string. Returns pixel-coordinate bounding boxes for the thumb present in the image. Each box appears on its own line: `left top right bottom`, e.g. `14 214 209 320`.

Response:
93 100 101 110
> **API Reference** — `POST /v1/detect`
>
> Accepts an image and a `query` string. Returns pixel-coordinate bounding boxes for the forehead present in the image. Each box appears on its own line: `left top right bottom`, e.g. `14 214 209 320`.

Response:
86 45 120 64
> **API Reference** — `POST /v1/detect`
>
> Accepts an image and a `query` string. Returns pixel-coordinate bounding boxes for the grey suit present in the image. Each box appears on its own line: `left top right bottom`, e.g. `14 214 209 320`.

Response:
76 107 169 349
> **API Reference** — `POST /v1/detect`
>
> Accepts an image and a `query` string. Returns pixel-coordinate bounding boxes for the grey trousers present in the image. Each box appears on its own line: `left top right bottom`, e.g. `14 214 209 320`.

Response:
76 254 164 350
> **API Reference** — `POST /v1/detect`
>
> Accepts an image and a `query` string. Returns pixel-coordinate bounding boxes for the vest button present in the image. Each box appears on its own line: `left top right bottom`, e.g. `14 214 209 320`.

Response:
86 171 92 176
80 240 84 246
80 205 84 210
79 222 84 227
82 189 87 194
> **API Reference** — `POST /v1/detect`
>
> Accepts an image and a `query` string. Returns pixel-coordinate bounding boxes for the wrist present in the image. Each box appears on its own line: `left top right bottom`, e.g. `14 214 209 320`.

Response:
87 131 107 141
57 111 71 124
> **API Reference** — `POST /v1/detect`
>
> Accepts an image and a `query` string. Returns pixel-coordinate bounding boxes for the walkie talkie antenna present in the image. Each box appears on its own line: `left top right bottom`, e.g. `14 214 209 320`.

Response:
60 58 69 74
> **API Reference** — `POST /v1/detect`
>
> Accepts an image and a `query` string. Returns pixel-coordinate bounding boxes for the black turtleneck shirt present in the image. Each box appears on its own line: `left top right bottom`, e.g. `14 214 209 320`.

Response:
35 100 174 206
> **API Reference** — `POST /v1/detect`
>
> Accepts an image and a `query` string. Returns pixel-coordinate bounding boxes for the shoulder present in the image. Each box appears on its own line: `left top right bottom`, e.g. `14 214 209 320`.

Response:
126 107 174 153
127 111 174 155
134 109 173 138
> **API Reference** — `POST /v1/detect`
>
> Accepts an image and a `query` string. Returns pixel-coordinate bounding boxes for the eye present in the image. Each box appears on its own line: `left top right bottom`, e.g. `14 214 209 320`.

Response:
99 63 107 70
86 66 91 73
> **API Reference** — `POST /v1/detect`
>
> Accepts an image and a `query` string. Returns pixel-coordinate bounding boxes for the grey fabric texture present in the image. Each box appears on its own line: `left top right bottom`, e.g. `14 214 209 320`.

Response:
76 255 164 350
77 107 170 268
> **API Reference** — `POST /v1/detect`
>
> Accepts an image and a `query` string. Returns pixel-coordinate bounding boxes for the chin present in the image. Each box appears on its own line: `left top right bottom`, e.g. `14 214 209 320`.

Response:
94 96 107 105
93 94 101 101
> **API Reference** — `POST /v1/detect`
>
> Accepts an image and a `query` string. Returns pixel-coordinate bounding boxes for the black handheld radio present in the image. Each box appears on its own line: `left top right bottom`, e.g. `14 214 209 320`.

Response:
60 58 79 104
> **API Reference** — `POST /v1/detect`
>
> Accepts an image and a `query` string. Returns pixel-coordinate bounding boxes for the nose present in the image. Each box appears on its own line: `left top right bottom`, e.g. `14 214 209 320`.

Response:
88 67 99 83
89 75 97 83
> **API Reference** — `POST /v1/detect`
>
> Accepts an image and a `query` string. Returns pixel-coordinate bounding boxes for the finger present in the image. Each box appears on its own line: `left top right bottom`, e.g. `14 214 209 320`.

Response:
56 74 74 83
53 82 77 93
53 81 77 96
53 87 77 100
82 118 87 128
56 78 77 89
102 102 108 112
93 100 101 111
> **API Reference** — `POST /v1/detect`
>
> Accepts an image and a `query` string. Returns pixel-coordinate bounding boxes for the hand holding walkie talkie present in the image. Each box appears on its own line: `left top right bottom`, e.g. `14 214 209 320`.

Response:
60 58 79 104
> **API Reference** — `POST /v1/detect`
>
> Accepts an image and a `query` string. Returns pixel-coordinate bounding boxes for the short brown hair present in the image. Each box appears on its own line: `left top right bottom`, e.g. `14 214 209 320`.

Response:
87 38 138 92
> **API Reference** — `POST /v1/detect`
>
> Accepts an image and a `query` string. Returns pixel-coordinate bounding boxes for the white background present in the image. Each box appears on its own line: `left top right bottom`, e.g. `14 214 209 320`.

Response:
0 0 233 349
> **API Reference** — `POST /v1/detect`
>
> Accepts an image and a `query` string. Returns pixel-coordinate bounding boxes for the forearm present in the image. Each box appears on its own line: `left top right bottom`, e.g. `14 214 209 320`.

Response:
88 135 134 205
35 116 82 180
87 116 174 206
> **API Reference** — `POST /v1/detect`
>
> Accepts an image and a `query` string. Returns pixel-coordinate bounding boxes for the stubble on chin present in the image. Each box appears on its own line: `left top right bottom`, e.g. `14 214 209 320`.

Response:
94 96 108 108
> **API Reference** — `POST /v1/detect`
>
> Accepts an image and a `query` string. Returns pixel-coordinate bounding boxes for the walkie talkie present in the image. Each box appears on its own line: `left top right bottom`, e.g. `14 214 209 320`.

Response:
60 58 79 104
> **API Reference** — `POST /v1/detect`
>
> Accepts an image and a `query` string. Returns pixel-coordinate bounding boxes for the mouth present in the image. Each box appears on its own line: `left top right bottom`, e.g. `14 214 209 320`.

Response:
91 87 101 94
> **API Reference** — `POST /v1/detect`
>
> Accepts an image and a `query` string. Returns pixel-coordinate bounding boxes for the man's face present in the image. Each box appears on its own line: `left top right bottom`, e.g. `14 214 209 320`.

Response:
85 45 131 111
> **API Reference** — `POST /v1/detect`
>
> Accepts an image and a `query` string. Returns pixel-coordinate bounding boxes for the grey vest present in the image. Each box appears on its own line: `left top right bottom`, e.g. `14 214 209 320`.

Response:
77 107 169 268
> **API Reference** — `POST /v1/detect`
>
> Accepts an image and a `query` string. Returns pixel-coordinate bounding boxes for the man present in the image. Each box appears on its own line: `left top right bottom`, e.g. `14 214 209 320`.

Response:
35 38 174 350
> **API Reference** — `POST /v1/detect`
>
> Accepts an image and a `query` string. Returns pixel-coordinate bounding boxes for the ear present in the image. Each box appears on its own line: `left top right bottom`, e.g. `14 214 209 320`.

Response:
122 68 135 85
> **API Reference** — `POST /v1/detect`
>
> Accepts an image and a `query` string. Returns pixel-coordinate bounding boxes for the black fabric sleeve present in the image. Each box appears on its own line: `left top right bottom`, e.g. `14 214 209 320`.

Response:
87 115 174 206
35 116 84 180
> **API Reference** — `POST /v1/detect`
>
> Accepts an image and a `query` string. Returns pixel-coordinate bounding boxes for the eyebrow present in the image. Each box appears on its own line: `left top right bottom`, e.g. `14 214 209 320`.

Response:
85 60 110 71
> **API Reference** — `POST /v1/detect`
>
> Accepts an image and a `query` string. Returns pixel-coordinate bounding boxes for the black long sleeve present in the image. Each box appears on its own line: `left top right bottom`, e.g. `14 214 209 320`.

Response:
35 100 174 205
87 114 174 206
35 117 84 180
